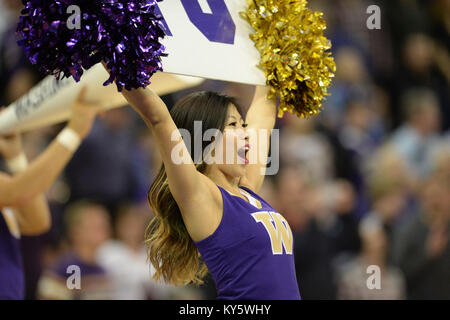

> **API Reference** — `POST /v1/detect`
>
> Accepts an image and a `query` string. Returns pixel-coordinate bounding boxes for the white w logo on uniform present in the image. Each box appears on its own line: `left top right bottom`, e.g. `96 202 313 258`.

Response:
251 211 293 255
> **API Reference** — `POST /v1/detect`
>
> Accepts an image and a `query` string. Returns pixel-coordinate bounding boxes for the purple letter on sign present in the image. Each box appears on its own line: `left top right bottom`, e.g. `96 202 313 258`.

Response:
180 0 236 44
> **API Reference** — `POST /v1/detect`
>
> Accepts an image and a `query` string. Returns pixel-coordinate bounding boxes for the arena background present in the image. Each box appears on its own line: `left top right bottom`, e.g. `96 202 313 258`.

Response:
0 0 449 300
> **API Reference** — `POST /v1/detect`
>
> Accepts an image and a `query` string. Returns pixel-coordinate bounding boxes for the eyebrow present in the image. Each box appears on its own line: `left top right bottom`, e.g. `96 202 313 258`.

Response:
227 115 244 121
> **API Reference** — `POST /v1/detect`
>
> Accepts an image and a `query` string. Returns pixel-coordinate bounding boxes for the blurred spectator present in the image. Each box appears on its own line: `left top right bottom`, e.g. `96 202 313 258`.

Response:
388 88 442 180
385 1 432 54
363 146 413 262
96 204 175 300
338 100 384 163
313 0 395 77
429 1 450 87
37 201 113 299
280 114 334 184
65 108 151 217
0 0 41 105
390 33 449 129
278 166 336 299
321 46 374 131
337 99 386 217
392 166 450 299
276 166 360 299
337 217 406 300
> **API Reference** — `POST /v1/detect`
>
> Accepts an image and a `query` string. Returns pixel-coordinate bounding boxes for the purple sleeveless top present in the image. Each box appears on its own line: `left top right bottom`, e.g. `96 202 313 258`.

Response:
194 185 301 300
0 211 24 299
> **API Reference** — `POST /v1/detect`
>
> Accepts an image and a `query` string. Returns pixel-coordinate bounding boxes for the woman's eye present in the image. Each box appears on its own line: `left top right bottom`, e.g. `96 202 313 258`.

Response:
229 122 237 127
242 123 248 128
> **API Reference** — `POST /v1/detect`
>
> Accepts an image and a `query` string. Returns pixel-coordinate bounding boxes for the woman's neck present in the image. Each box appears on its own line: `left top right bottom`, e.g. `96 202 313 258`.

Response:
205 166 241 194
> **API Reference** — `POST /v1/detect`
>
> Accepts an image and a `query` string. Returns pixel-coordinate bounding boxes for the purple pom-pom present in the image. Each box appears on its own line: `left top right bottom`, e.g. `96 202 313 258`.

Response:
17 0 167 91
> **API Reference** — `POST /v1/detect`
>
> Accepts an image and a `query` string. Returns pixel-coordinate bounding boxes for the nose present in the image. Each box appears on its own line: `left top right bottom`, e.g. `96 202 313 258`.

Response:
241 127 249 141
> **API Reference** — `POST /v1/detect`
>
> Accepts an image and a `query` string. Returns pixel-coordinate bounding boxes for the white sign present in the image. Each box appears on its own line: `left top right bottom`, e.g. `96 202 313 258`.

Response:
157 0 265 85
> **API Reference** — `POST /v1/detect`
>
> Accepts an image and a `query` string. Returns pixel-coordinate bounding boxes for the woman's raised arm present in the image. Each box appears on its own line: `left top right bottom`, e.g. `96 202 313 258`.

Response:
241 86 277 192
119 85 220 240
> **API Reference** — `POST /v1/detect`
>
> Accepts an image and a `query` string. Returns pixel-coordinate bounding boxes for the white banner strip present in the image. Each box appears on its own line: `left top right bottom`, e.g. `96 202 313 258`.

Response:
0 64 204 134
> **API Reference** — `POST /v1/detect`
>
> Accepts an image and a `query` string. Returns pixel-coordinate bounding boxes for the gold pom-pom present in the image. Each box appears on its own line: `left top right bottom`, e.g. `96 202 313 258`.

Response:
240 0 336 118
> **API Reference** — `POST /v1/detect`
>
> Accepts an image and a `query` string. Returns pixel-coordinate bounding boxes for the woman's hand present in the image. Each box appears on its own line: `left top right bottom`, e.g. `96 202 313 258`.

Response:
67 86 101 139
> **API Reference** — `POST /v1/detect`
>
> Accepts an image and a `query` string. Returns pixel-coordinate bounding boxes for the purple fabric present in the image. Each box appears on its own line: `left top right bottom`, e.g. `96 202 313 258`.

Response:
194 185 301 300
51 253 106 278
17 0 167 91
0 214 24 300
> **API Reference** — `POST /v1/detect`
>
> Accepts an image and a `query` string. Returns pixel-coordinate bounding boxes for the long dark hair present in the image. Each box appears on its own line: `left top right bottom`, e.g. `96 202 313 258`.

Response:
146 91 243 285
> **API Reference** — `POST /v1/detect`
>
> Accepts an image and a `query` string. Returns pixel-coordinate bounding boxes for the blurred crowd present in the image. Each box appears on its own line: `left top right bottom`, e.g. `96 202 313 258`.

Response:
0 0 449 300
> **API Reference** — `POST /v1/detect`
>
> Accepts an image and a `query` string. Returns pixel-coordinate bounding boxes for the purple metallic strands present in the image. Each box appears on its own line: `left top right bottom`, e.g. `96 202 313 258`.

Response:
17 0 167 91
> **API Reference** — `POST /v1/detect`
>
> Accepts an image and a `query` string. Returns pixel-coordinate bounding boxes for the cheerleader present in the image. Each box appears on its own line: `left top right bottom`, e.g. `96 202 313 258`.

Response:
118 81 301 300
0 88 100 299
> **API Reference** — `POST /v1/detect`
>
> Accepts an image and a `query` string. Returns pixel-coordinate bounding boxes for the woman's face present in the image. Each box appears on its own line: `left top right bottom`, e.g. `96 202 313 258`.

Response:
207 104 249 178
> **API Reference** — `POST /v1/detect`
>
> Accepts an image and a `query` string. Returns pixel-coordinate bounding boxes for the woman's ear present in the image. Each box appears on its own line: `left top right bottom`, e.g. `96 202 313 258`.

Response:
210 136 216 157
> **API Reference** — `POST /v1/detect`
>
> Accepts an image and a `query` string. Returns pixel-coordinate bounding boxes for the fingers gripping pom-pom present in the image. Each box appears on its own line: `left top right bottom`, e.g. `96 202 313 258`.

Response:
17 0 167 91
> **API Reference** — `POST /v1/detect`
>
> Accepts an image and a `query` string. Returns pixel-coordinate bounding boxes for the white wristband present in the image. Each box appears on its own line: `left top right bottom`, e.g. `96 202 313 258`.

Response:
57 127 81 152
5 152 28 174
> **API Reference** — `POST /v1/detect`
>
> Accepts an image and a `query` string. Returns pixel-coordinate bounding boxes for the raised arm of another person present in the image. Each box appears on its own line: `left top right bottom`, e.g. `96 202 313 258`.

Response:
240 85 277 193
0 133 50 235
0 88 99 212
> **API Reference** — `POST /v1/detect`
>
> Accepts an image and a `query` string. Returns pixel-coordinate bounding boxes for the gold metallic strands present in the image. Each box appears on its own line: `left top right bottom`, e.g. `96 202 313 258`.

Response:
240 0 336 118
